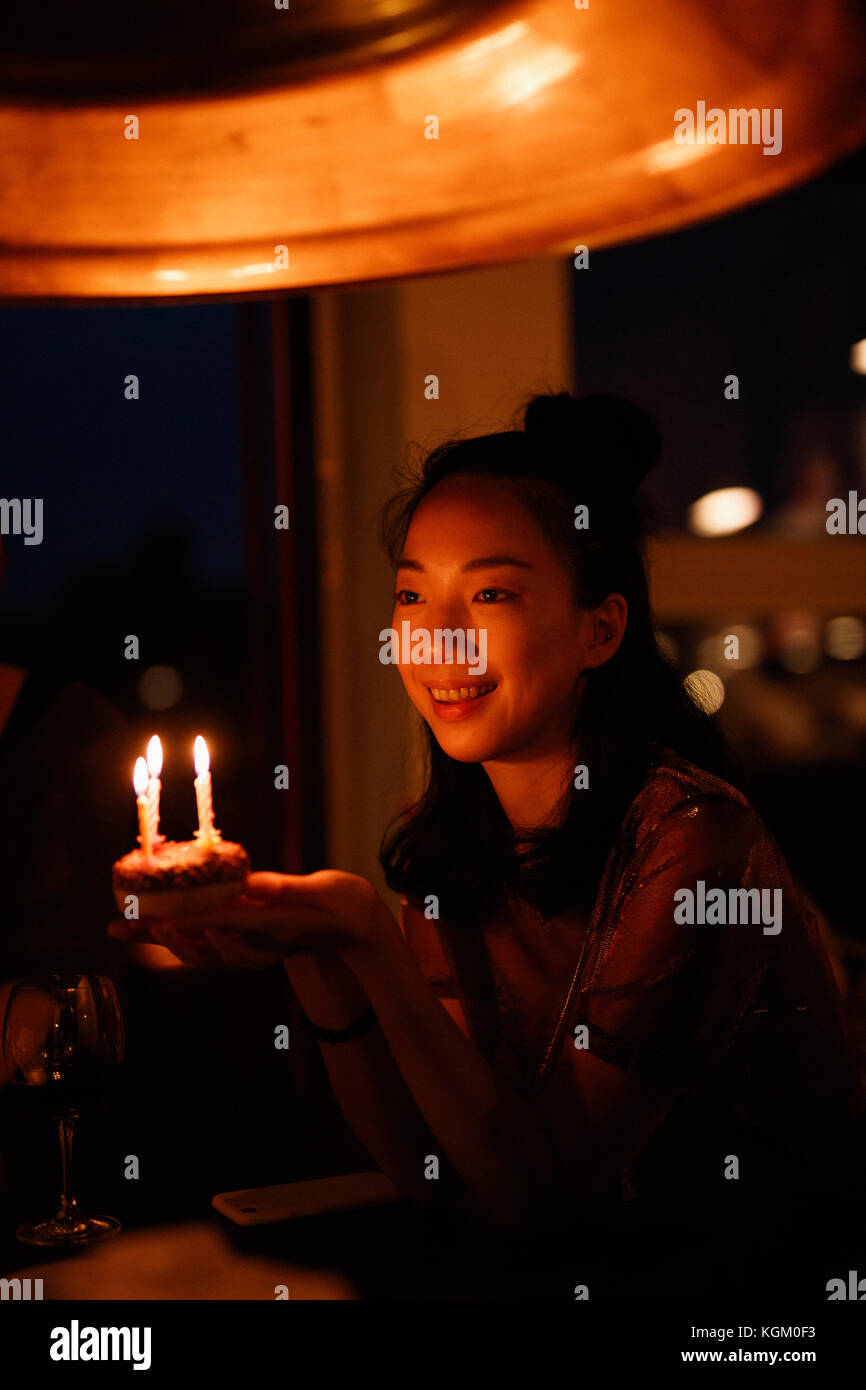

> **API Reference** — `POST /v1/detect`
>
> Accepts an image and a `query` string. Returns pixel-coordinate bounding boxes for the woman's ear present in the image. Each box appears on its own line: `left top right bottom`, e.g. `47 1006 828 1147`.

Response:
583 594 627 668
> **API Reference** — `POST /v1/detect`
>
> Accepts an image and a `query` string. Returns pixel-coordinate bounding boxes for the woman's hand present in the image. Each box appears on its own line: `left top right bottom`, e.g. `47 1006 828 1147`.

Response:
107 869 389 969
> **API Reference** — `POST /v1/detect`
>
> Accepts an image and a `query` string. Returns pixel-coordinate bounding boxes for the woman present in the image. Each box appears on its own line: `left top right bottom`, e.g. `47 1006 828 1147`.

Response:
112 392 863 1248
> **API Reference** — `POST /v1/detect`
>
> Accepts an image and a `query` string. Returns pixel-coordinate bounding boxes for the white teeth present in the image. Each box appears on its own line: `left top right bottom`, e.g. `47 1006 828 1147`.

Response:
430 683 496 701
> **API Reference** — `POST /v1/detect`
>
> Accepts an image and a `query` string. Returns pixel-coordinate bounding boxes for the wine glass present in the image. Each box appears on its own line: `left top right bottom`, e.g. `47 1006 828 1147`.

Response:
2 973 125 1246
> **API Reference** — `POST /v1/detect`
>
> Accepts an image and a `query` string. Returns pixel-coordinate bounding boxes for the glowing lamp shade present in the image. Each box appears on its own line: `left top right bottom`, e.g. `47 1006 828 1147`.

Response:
0 0 864 298
850 340 866 375
688 487 764 538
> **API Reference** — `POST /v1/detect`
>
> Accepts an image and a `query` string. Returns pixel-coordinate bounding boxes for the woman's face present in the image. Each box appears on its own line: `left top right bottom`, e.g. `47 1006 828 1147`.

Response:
391 473 620 766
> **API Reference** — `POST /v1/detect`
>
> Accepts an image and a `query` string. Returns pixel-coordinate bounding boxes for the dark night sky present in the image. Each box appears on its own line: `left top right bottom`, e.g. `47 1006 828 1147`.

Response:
572 145 866 524
0 301 243 613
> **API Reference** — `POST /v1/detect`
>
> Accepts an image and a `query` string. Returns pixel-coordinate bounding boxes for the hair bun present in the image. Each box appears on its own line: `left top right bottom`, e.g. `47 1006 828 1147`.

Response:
523 391 660 492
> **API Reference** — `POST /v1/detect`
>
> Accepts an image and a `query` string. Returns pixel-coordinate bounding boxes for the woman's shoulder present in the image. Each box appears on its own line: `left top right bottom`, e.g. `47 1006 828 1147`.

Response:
644 748 749 806
624 750 762 858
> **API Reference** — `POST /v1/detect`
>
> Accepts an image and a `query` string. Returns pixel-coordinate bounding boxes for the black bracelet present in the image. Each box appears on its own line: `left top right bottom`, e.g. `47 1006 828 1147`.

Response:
300 1003 377 1045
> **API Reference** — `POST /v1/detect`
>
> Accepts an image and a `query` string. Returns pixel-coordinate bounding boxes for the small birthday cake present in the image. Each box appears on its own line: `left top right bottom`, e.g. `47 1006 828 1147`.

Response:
112 836 250 917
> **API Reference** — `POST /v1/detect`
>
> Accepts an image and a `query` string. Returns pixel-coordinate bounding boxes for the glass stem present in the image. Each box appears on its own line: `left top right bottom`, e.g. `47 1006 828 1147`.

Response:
55 1113 81 1226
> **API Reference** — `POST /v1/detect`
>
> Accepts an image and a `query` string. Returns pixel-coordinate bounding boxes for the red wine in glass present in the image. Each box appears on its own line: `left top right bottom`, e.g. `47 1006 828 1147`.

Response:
3 973 125 1246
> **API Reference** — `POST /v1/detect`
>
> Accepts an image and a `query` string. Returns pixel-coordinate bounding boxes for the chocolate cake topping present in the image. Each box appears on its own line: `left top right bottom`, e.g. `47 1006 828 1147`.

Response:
113 838 250 894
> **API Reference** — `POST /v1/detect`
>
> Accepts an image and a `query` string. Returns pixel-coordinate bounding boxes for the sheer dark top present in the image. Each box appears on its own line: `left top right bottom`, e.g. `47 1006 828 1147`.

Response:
401 754 864 1211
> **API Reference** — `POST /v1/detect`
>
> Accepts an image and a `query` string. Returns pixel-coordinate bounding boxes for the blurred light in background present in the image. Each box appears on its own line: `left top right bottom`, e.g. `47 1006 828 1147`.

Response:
777 613 822 674
697 624 764 672
849 339 866 374
684 669 725 714
688 487 763 537
138 665 184 711
838 686 866 732
655 630 679 665
825 615 866 661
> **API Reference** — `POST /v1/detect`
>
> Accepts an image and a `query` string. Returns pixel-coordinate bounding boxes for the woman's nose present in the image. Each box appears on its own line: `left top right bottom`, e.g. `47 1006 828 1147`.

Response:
418 596 469 631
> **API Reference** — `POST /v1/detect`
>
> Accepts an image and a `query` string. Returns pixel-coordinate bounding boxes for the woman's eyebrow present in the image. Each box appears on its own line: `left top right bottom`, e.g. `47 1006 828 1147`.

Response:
396 555 534 572
462 556 534 572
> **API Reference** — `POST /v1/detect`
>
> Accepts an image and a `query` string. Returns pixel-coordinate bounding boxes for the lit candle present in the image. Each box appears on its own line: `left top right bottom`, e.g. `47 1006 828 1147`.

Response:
133 756 153 857
193 735 219 845
145 735 165 847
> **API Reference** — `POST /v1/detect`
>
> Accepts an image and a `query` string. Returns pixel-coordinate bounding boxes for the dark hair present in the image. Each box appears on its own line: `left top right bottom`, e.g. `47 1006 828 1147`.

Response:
379 391 735 922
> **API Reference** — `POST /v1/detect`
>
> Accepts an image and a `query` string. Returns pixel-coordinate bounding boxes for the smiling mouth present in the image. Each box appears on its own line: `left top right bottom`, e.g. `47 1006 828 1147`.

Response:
428 682 498 703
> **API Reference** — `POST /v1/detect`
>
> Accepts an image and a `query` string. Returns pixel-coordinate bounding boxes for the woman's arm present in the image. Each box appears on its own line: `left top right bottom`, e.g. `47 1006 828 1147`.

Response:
282 949 468 1210
120 811 769 1234
116 874 561 1230
342 898 562 1230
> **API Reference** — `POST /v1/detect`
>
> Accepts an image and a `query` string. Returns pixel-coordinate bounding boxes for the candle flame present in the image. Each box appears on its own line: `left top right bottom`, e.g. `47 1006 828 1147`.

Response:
194 735 210 777
146 734 163 778
133 756 149 797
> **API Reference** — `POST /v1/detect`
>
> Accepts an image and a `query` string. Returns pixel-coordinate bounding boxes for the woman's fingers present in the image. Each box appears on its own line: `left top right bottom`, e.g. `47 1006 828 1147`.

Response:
107 868 378 960
150 923 225 966
172 939 225 967
108 916 225 965
168 895 320 950
244 871 296 898
173 911 327 956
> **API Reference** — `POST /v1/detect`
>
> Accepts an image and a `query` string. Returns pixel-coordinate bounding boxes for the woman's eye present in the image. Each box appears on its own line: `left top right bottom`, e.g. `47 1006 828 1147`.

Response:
395 589 421 605
474 588 511 603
